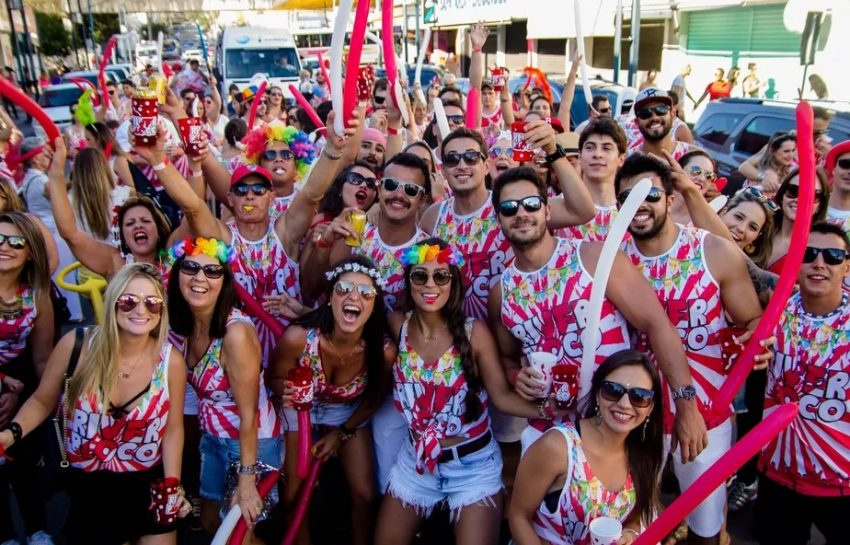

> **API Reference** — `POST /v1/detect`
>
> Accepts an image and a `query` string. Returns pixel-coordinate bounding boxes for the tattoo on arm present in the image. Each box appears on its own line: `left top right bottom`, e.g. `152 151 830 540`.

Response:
746 258 777 305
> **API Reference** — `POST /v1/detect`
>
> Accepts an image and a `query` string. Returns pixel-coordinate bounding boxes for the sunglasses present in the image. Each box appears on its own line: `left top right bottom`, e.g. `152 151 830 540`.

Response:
784 184 824 201
261 149 294 162
116 293 164 314
0 234 26 250
334 280 377 300
497 195 545 217
381 177 425 198
232 182 271 197
270 92 283 98
836 158 850 170
489 146 514 159
687 165 716 182
446 115 464 125
108 90 116 96
443 150 485 168
373 95 386 104
636 104 671 120
410 268 452 286
346 172 378 190
600 380 654 408
739 187 779 213
179 259 226 279
597 107 611 114
803 246 848 266
617 186 666 206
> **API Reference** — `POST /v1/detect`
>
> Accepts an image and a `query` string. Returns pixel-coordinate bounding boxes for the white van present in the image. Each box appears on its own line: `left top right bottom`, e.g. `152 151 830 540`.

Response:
215 27 302 100
135 41 158 71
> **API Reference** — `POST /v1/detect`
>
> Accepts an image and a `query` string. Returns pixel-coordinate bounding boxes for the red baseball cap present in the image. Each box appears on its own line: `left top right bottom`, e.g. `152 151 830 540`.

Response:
825 140 850 177
230 163 273 187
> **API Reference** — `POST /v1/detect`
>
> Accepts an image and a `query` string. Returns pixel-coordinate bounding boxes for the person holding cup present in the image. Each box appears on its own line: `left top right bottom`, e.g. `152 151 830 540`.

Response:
509 350 664 545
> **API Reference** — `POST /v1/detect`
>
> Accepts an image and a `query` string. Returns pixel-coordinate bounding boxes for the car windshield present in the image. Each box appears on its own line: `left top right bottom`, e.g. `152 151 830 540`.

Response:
41 87 83 107
226 48 300 79
64 74 98 86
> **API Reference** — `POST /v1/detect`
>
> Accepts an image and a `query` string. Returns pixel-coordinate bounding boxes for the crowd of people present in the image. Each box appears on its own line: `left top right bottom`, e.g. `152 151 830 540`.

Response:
0 20 847 545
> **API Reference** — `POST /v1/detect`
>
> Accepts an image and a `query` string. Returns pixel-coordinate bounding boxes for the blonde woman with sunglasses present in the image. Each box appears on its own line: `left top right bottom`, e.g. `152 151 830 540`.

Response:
1 263 191 545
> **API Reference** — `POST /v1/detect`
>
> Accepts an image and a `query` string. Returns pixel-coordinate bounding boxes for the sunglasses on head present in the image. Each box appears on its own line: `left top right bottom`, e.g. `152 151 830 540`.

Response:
231 182 271 197
116 293 163 314
636 104 671 120
497 195 545 217
262 149 295 162
410 268 452 286
334 280 377 300
803 246 848 266
600 380 654 408
784 184 824 201
443 150 485 168
687 165 716 182
179 259 226 279
836 158 850 170
381 177 425 198
0 234 26 250
346 171 378 190
739 187 779 213
446 115 464 125
617 186 666 206
489 146 513 159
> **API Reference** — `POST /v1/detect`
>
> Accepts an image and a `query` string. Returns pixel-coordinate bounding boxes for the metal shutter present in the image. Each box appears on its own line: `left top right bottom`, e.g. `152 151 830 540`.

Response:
685 4 799 56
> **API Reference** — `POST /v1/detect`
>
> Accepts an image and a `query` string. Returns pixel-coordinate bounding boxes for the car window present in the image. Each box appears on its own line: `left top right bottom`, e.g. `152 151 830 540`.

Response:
41 87 83 107
737 116 794 155
226 48 300 79
695 113 743 146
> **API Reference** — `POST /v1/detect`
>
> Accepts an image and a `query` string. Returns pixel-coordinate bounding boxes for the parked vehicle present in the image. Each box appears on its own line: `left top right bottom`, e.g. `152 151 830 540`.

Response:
61 70 121 87
135 41 159 70
215 27 302 99
37 83 83 135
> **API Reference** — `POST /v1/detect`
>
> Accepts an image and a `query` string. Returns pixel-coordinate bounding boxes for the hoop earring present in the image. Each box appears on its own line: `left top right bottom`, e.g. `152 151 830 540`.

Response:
593 406 602 427
642 417 650 441
744 243 755 254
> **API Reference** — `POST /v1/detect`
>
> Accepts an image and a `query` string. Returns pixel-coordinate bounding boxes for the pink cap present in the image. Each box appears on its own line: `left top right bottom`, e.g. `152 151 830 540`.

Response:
363 127 387 147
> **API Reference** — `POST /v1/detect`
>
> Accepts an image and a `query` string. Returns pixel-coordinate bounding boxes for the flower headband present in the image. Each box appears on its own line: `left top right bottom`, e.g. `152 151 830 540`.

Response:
399 243 465 268
325 262 387 289
167 237 234 265
241 119 316 180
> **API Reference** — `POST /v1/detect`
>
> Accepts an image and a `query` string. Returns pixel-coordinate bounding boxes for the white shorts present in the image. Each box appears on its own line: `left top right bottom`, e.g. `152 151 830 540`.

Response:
280 399 361 431
663 418 733 538
371 396 409 493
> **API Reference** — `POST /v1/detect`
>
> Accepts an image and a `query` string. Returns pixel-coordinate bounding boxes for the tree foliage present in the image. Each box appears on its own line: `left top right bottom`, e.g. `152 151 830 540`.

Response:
36 11 71 56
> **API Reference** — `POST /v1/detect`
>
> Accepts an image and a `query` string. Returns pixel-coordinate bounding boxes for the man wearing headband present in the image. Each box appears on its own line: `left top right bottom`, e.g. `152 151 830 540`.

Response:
357 128 386 174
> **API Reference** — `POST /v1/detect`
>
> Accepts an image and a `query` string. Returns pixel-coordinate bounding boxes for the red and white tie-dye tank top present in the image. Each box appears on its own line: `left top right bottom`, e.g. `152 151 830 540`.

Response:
500 237 631 431
0 285 37 366
557 204 621 242
622 226 730 432
355 224 429 312
298 327 368 404
759 292 850 497
66 343 172 472
393 316 490 474
432 192 514 321
270 188 300 220
187 309 280 439
228 222 301 365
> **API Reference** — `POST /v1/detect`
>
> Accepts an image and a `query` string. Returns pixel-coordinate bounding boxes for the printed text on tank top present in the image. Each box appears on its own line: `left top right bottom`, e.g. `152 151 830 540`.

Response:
0 285 36 366
299 328 367 404
67 343 172 472
354 223 428 311
394 315 489 474
623 226 730 431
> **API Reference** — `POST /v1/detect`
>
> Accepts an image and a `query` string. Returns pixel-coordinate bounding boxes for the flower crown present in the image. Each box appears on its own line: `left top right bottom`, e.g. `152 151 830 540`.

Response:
399 243 465 268
167 237 234 265
241 120 316 180
325 262 387 289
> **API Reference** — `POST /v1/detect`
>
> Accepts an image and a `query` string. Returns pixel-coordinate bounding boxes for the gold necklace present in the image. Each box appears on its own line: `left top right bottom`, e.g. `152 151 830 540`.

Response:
324 334 362 366
0 295 22 320
118 344 149 379
413 316 447 342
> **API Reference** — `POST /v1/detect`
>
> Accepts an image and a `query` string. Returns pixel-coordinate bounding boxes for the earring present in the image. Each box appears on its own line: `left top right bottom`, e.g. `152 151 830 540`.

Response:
642 417 650 441
593 406 602 427
744 243 755 254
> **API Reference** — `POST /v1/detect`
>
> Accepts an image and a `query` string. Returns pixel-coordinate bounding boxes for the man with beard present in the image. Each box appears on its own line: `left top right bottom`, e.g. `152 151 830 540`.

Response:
357 128 386 174
616 153 766 545
487 166 708 460
755 222 850 545
825 141 850 288
628 88 692 160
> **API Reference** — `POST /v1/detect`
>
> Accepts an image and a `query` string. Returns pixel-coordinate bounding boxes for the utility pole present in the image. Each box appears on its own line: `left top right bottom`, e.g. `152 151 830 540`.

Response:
19 2 37 98
613 0 622 84
76 0 90 68
87 0 95 60
414 0 420 65
67 0 80 68
627 0 640 87
4 0 23 92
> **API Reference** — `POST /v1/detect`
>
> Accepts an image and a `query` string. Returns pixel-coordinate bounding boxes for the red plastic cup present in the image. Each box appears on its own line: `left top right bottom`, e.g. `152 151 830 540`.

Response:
491 68 505 92
551 364 579 410
512 121 533 162
718 327 749 372
149 476 180 525
288 367 315 411
177 117 204 157
131 95 158 146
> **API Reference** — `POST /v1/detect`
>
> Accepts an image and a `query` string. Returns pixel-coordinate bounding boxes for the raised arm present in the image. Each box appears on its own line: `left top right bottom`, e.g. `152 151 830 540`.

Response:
557 51 580 129
662 149 734 240
469 23 490 128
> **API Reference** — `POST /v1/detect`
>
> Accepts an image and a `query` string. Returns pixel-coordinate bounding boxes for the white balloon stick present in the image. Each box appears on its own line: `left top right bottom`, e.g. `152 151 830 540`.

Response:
210 505 242 545
432 97 450 140
330 0 353 136
157 31 164 73
709 195 728 212
414 27 432 95
573 1 593 108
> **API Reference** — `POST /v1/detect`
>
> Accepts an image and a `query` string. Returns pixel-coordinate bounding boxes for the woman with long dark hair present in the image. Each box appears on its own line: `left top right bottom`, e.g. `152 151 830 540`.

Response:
167 238 281 540
70 147 132 245
509 350 664 545
767 168 829 274
375 238 550 545
268 255 394 545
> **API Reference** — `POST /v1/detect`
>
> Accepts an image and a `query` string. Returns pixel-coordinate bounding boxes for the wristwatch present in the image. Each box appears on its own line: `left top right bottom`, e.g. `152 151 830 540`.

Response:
672 385 697 401
545 144 567 165
6 422 22 444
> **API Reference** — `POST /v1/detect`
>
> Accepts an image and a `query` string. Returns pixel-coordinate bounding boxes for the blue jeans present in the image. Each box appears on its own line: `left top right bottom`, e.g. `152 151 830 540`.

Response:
199 433 282 502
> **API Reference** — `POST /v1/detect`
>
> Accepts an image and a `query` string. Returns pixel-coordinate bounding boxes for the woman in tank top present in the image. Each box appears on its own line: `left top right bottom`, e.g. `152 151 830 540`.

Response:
1 263 190 545
509 350 664 545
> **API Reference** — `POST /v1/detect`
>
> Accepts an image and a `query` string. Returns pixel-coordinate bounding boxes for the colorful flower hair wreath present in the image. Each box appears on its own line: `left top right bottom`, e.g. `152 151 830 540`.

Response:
167 237 234 265
325 262 387 289
241 119 316 180
399 243 465 268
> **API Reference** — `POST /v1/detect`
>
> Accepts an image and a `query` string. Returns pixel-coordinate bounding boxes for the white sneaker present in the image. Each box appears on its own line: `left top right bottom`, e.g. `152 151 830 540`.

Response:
26 532 54 545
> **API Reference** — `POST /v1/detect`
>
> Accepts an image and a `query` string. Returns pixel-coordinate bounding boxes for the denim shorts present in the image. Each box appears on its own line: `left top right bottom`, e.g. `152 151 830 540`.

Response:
386 434 504 518
199 433 283 502
280 400 361 431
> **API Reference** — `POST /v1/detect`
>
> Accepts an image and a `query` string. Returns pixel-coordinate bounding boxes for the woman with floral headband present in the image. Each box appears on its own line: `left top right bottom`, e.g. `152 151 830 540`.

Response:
166 237 281 539
267 255 396 545
375 238 561 545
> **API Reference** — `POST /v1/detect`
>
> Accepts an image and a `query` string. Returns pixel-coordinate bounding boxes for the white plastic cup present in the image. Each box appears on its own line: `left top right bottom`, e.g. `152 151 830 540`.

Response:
589 516 623 545
527 351 558 397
